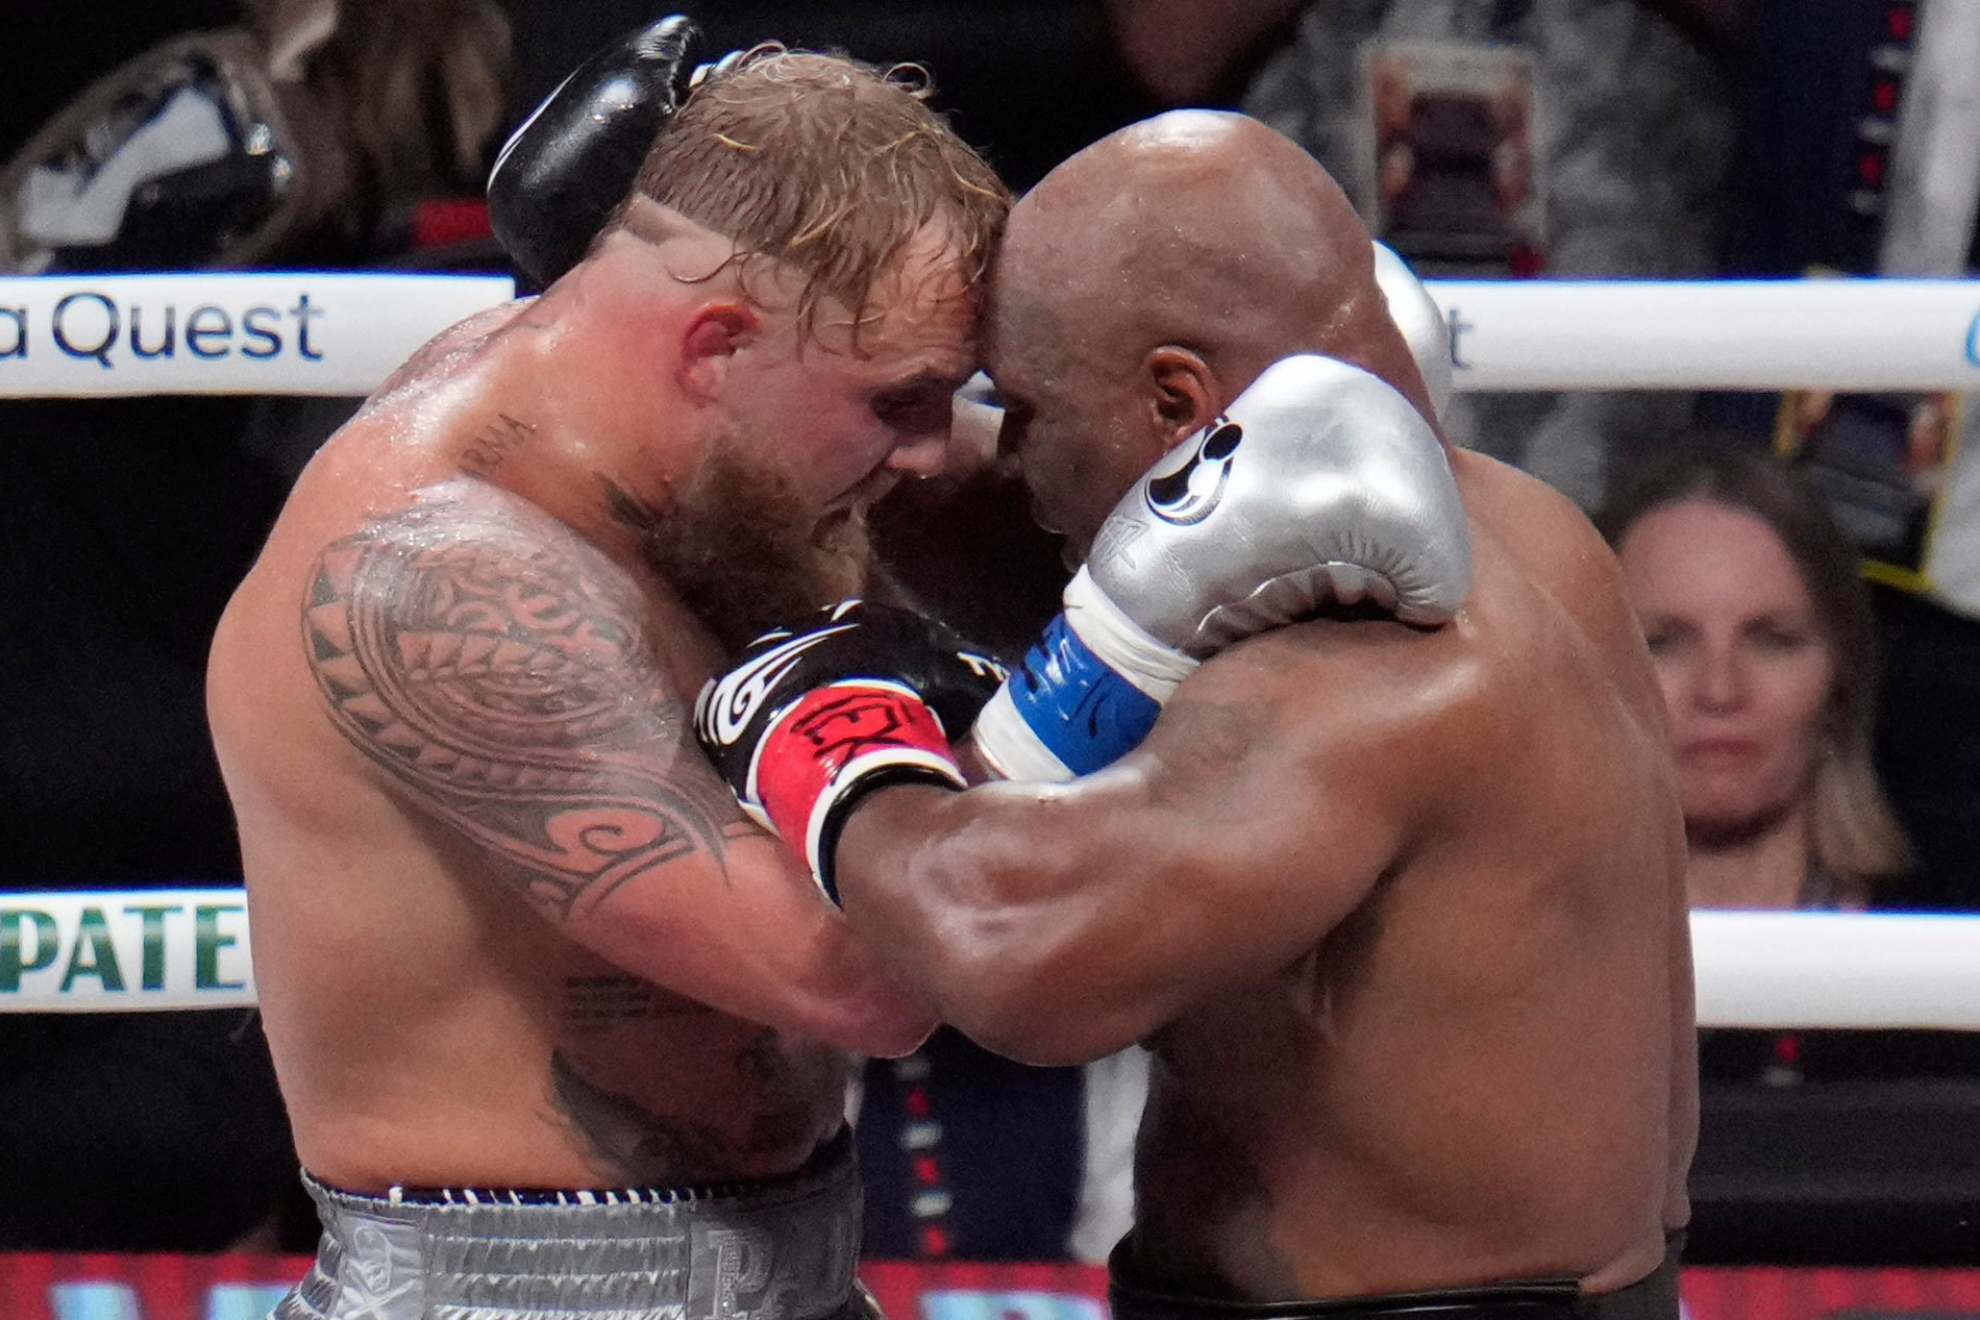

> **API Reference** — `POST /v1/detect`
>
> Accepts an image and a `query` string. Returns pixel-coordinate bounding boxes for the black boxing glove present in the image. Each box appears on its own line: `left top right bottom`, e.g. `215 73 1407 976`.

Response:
694 601 1008 901
487 14 700 288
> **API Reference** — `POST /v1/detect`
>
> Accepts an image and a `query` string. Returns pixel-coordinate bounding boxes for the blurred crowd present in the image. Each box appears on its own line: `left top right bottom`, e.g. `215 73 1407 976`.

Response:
2 0 1977 1267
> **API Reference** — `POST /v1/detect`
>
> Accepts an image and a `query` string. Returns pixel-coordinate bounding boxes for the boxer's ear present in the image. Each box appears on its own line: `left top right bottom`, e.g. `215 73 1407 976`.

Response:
1146 345 1217 450
677 302 760 402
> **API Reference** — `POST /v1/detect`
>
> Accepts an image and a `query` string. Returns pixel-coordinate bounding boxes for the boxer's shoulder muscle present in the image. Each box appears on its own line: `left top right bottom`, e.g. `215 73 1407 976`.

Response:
1452 452 1637 634
1450 452 1668 731
1170 608 1496 798
295 479 749 924
360 300 534 417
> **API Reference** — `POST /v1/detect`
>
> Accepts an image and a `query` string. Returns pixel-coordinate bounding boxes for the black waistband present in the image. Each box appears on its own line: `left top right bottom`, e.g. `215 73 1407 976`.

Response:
1109 1237 1682 1320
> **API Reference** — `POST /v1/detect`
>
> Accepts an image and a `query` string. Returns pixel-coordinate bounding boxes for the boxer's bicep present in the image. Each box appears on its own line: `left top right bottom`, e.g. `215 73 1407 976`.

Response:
839 646 1411 1063
1018 686 1403 1042
1124 646 1420 948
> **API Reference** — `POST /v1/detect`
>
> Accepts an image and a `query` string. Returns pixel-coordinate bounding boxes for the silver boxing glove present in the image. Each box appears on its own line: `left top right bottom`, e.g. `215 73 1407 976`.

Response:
973 354 1473 782
1372 241 1453 423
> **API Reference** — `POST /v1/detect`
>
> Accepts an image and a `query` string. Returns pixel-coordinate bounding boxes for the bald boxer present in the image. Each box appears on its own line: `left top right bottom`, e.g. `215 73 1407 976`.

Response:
206 47 1006 1320
699 111 1695 1316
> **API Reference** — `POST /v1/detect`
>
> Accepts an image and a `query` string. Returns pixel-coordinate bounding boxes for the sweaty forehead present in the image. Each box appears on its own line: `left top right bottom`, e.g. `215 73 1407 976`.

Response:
998 189 1090 297
984 288 1071 397
813 225 981 368
986 221 1091 387
868 277 978 376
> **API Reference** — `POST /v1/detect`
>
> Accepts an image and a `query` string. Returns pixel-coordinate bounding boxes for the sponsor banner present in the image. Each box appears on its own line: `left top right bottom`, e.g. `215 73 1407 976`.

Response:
1 1256 1978 1320
0 890 254 1011
0 273 514 397
1423 278 1980 393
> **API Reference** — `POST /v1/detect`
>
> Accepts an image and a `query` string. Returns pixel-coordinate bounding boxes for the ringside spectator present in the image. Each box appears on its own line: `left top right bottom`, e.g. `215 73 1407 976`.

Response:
1603 442 1910 913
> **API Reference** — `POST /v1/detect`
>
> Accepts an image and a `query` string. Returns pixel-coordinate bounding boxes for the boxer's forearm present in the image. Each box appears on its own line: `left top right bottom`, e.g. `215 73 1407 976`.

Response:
547 827 937 1059
832 773 1194 1066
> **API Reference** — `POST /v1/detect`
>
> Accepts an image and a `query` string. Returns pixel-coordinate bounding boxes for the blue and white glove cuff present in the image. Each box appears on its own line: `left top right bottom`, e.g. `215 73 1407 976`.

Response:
972 568 1200 783
1061 567 1200 701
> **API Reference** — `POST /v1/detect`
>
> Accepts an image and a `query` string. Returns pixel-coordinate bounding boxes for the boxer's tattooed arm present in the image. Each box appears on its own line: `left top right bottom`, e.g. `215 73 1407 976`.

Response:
301 493 742 920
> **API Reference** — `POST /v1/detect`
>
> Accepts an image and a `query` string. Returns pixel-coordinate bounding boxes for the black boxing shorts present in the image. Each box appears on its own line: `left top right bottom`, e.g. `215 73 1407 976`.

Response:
1108 1235 1682 1320
274 1127 874 1320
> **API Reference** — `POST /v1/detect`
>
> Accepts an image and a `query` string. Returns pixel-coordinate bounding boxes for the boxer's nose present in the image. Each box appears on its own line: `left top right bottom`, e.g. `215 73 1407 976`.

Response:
885 431 951 479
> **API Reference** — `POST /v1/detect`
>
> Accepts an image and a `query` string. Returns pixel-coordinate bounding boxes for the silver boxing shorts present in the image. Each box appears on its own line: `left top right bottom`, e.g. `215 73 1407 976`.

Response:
274 1130 867 1320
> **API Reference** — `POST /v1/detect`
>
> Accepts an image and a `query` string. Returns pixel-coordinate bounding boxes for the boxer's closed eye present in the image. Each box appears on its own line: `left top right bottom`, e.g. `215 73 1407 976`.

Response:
873 371 966 433
873 386 952 434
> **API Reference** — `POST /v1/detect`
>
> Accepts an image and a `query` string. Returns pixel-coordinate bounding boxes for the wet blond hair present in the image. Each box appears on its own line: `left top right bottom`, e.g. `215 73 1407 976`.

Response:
621 48 1009 341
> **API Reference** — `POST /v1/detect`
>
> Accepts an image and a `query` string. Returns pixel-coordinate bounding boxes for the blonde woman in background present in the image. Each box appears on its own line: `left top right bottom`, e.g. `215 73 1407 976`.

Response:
1602 442 1911 913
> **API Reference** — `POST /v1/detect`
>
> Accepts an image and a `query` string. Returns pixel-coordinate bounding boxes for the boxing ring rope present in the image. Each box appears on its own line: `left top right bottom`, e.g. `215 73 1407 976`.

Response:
9 274 1980 396
0 273 516 398
5 271 1979 1036
1 892 1978 1031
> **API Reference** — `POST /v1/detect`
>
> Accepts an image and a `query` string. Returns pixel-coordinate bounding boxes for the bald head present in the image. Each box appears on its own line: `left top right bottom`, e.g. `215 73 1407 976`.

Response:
993 111 1431 419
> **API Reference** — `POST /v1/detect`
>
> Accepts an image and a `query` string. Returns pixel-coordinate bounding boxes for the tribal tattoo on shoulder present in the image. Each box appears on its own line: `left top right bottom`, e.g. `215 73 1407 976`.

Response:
301 495 746 920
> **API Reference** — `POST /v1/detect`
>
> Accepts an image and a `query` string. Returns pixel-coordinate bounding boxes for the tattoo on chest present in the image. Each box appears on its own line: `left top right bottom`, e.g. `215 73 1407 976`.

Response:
560 974 716 1035
460 413 537 477
545 1041 833 1185
548 1050 741 1183
302 498 740 920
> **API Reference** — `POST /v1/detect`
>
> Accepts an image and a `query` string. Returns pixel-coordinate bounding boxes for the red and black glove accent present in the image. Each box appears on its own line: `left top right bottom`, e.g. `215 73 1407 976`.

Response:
694 601 1007 901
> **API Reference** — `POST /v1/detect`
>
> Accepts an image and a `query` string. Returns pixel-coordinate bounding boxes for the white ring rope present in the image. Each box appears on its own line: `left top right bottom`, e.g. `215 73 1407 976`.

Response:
1688 910 1980 1031
2 893 1977 1028
1429 277 1980 393
0 273 516 398
1 890 253 1011
6 274 1980 396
